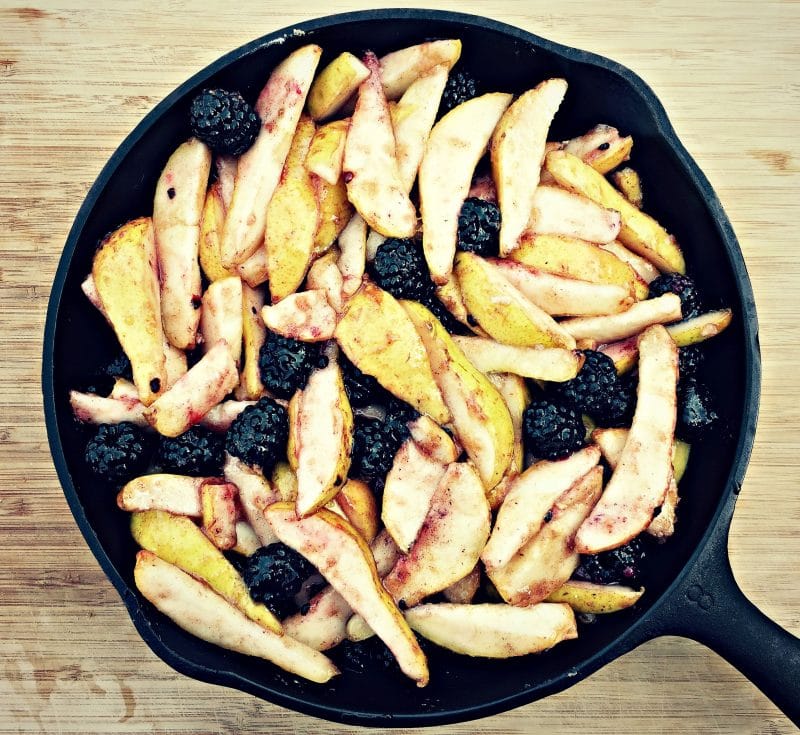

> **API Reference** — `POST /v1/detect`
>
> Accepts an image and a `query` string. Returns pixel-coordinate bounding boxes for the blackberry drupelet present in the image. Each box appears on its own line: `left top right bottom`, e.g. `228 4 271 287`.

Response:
242 543 317 619
350 414 410 486
574 537 647 585
522 399 585 460
677 379 719 441
84 422 151 484
648 273 703 319
553 350 631 425
225 397 288 473
368 238 433 302
157 425 224 476
189 88 260 156
456 197 501 257
258 332 321 399
438 71 479 115
340 353 387 407
101 352 133 381
678 346 704 383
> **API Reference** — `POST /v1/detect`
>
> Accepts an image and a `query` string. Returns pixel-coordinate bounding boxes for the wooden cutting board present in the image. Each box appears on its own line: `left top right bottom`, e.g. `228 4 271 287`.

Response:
1 1 798 733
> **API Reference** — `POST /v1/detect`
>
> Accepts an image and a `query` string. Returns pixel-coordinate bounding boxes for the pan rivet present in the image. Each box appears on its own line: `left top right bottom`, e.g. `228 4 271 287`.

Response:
686 584 714 610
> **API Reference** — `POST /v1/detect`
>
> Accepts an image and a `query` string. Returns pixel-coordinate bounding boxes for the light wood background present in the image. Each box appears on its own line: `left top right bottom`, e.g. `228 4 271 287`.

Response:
1 0 798 732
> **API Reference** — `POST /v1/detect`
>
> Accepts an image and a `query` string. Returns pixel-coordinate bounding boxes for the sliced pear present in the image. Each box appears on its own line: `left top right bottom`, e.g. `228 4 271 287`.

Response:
215 154 237 210
271 461 299 503
546 579 644 614
306 250 346 313
292 360 353 517
545 150 685 273
134 551 337 682
383 463 490 608
454 251 576 349
261 289 337 342
405 602 577 658
201 399 256 432
487 466 603 605
306 119 349 185
117 474 203 516
308 52 370 121
600 240 659 285
235 245 270 288
239 284 266 399
576 325 678 553
402 300 514 490
420 93 513 283
342 52 416 238
334 281 449 423
434 274 472 328
337 213 367 297
491 79 567 256
223 454 280 546
666 309 733 347
561 293 682 343
221 44 322 267
365 228 387 261
612 167 643 208
489 258 633 316
599 335 640 374
529 185 621 244
313 173 353 255
443 566 481 605
200 480 238 551
232 522 261 556
131 510 281 633
70 391 147 427
559 124 633 174
144 340 239 437
266 504 429 686
200 276 243 364
406 414 460 463
482 445 601 570
199 182 237 283
592 427 690 482
336 479 378 543
392 63 449 193
378 39 461 100
92 218 166 406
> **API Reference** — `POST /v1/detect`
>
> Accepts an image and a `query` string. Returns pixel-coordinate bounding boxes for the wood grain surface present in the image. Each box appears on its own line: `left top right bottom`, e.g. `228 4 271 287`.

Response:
1 0 798 732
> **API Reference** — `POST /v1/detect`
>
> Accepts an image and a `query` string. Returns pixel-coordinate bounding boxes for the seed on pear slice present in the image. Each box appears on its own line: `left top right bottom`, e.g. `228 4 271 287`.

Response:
153 137 211 350
239 284 267 400
546 580 644 614
134 551 337 683
266 504 428 686
491 79 567 256
117 474 204 516
600 240 658 285
443 566 481 605
454 251 576 349
223 454 280 546
383 462 491 608
308 52 370 121
528 185 621 244
261 289 337 342
221 44 322 267
487 466 603 605
337 213 367 298
70 391 147 428
420 93 513 283
545 150 685 274
131 510 281 634
378 39 462 100
576 325 679 553
342 52 416 238
404 602 577 658
200 276 243 365
92 217 166 406
402 300 514 490
560 293 682 343
666 309 733 347
482 445 601 570
335 281 449 423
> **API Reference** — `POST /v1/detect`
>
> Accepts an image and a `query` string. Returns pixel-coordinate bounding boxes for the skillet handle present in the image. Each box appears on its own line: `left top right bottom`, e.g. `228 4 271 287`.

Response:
648 523 800 725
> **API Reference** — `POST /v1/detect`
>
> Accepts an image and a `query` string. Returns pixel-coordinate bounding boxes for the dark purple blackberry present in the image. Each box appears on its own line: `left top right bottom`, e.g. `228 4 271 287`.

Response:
340 353 387 407
242 543 317 619
258 332 321 399
648 274 703 319
225 397 288 473
101 352 133 381
189 88 260 156
421 292 470 335
677 379 720 441
574 538 646 585
156 425 224 476
522 399 585 460
368 238 433 302
332 637 402 675
84 422 151 484
456 197 501 257
678 346 704 383
439 71 479 116
601 370 638 428
351 414 410 487
552 350 629 425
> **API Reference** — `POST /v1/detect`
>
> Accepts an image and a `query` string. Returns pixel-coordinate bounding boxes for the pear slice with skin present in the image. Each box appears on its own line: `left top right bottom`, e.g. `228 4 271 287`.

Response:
223 454 280 547
239 284 266 400
221 44 322 268
261 290 338 342
307 52 369 121
491 79 567 256
420 93 513 283
546 579 644 614
576 325 679 553
528 185 621 244
70 390 147 428
600 240 659 284
307 250 346 313
134 552 337 683
666 309 733 347
343 52 416 238
404 602 577 658
336 479 378 543
200 400 255 432
200 276 243 365
482 445 601 570
402 300 514 491
337 213 367 298
443 566 481 605
266 504 428 686
306 119 349 185
117 474 203 517
378 40 462 100
335 281 449 424
200 480 238 551
313 174 353 256
487 466 604 605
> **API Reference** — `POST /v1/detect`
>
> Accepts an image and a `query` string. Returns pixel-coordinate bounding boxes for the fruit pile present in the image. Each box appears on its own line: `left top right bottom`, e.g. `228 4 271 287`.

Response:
69 38 732 687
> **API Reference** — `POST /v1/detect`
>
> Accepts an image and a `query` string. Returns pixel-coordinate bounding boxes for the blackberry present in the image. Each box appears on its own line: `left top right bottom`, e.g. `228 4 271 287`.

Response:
340 353 386 407
678 346 704 383
225 397 288 473
439 71 479 116
101 352 133 381
351 414 410 486
332 637 401 676
189 88 260 156
456 197 501 257
677 379 719 441
84 422 151 484
368 238 433 302
80 352 134 396
575 538 646 586
648 274 703 319
601 370 637 428
242 543 317 619
522 399 585 460
156 425 224 476
421 293 469 335
258 332 321 399
553 350 630 425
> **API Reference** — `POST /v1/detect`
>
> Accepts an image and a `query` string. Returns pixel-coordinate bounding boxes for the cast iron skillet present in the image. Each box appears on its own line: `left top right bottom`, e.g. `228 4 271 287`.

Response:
42 8 800 727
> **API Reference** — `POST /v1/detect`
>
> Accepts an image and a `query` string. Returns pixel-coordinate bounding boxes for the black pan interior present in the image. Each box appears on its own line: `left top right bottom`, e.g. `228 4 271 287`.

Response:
43 9 757 727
